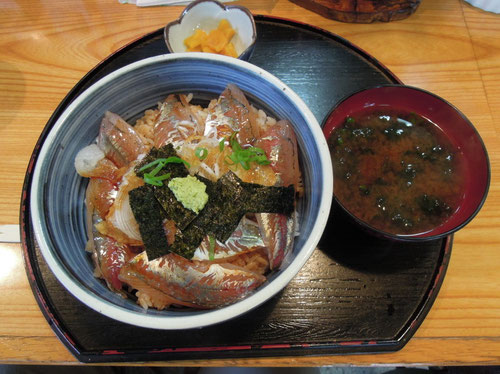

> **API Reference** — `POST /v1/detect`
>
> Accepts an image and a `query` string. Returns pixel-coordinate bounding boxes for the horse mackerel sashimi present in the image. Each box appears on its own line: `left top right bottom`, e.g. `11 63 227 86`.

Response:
74 84 299 308
77 113 146 293
203 86 300 269
255 120 301 269
119 251 267 309
74 98 267 306
204 83 260 145
154 94 204 149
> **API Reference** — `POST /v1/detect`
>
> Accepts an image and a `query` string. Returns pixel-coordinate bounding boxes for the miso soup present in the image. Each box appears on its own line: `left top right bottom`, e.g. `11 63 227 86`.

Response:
328 110 465 236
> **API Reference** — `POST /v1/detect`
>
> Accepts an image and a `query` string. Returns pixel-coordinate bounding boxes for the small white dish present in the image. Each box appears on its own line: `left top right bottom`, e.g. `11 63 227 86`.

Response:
164 0 257 60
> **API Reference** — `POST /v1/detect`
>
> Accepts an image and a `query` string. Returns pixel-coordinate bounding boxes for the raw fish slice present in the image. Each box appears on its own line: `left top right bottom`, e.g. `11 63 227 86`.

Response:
133 281 200 310
209 247 269 276
192 216 270 276
85 177 118 219
254 120 301 269
75 144 124 183
85 158 144 246
256 212 296 270
87 212 137 293
255 120 301 189
104 168 144 243
87 158 124 183
98 111 146 168
119 251 266 309
192 216 265 260
204 84 258 146
154 94 200 148
85 180 138 293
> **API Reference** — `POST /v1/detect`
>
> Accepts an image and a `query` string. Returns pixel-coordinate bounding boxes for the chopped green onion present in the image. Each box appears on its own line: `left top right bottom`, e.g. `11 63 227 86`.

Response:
139 156 190 186
195 147 208 161
346 116 355 124
229 132 241 151
139 158 164 172
155 173 171 181
144 174 162 186
226 132 271 170
143 172 171 187
208 235 216 261
224 155 236 166
139 156 190 172
148 162 164 177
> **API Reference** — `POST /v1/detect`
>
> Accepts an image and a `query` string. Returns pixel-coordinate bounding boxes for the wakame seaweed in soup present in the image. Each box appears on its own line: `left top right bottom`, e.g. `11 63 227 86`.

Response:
328 110 466 236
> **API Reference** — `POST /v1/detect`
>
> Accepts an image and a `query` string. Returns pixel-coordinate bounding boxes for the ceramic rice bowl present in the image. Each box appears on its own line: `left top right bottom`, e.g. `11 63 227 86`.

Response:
30 53 333 330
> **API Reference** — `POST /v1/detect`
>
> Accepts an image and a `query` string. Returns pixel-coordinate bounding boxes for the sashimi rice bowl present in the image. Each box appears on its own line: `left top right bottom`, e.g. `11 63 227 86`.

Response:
30 53 332 329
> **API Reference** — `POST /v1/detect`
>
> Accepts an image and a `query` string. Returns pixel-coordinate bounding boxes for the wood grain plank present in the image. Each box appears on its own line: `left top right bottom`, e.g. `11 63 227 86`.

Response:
462 1 500 129
0 244 56 338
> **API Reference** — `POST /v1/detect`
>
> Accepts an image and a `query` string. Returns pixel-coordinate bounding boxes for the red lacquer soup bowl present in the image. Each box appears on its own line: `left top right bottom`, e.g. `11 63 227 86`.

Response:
323 85 490 241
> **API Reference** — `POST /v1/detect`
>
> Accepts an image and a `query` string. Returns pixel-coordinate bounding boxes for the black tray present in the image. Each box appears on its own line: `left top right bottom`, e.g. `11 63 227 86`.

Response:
20 16 452 363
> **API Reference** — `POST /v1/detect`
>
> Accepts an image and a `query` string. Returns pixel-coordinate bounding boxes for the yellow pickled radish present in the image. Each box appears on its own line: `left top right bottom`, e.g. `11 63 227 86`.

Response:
218 19 236 40
221 42 238 58
187 45 202 52
201 45 216 53
183 19 238 57
205 29 228 52
184 29 208 49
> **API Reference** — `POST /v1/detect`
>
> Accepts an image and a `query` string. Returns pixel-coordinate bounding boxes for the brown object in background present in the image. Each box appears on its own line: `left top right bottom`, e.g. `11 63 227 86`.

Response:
290 0 422 23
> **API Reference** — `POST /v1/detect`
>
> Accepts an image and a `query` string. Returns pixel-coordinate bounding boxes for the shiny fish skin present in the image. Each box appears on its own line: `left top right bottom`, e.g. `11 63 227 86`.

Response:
119 252 266 309
98 111 146 168
255 120 301 189
154 94 201 148
88 212 136 293
192 216 265 260
254 120 301 269
83 153 142 293
256 212 296 270
85 177 117 219
204 84 258 145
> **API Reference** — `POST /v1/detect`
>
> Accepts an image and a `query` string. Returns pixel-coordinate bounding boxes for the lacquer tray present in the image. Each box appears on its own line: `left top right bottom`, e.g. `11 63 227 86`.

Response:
20 16 452 363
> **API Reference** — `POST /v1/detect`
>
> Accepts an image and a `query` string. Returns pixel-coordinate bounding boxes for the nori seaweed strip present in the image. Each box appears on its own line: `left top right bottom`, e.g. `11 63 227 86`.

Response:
196 175 217 194
210 172 295 241
192 172 247 243
169 171 295 258
130 165 295 260
154 184 198 230
135 144 196 229
135 144 189 180
128 185 169 260
242 182 295 215
169 225 206 258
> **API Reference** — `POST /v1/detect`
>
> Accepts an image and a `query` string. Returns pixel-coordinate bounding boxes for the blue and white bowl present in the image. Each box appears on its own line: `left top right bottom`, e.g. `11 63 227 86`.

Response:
30 53 333 330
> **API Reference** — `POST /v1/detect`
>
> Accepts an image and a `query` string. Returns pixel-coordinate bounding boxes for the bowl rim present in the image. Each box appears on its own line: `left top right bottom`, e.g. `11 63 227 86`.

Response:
30 52 333 329
322 83 490 242
163 0 257 59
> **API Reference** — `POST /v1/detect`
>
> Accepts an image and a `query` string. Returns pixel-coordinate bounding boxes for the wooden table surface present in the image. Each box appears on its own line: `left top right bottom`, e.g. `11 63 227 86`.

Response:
1 0 499 366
